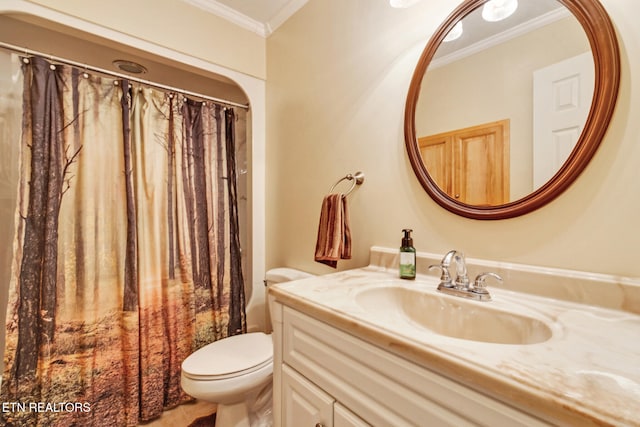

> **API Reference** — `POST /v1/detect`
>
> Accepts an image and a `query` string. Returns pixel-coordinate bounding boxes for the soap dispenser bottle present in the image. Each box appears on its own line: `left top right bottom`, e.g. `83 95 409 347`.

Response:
399 229 416 280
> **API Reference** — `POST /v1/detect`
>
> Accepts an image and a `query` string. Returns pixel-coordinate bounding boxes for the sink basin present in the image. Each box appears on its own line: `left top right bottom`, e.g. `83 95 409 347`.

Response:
355 285 552 345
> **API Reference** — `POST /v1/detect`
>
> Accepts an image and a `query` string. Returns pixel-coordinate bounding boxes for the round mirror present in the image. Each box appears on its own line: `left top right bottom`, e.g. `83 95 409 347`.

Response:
405 0 620 219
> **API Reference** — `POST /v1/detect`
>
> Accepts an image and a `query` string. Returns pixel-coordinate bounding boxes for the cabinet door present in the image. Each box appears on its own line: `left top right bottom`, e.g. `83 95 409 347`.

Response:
334 403 371 427
282 364 334 427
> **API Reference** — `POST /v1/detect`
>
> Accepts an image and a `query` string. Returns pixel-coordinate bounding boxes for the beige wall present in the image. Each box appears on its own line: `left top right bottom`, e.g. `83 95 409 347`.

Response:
23 0 266 79
266 0 640 278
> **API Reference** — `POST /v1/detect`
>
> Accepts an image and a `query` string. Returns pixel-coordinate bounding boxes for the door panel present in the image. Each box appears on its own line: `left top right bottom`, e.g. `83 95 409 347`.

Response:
282 364 334 427
533 52 594 187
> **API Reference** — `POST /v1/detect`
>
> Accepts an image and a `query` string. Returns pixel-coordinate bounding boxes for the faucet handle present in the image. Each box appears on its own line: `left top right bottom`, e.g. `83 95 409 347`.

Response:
428 264 453 288
471 272 502 299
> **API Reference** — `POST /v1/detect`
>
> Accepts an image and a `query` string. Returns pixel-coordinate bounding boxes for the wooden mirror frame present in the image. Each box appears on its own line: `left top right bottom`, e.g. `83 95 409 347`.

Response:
404 0 620 220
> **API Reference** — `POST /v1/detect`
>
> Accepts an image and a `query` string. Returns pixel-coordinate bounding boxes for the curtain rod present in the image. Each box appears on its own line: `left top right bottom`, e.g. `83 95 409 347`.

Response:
0 41 250 110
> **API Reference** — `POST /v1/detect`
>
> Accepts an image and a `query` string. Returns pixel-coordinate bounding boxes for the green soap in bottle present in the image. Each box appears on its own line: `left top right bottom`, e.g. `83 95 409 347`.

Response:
399 229 416 280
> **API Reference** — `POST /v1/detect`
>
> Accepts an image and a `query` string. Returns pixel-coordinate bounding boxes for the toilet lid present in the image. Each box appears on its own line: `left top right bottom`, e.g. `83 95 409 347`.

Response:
182 332 273 380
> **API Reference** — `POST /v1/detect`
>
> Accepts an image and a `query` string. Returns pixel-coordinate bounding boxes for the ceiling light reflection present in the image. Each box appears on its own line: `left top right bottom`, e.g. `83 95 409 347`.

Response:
482 0 518 22
443 21 463 42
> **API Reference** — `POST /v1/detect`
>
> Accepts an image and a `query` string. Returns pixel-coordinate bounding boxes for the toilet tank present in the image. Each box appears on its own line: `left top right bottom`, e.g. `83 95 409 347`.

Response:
265 268 314 286
264 268 314 332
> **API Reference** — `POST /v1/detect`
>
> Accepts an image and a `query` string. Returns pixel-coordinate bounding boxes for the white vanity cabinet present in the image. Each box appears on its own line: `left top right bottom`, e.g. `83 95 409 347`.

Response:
282 364 369 427
271 301 548 427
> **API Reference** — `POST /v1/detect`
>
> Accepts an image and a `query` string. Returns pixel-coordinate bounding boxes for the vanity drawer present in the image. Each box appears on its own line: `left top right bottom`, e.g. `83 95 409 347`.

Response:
282 307 547 427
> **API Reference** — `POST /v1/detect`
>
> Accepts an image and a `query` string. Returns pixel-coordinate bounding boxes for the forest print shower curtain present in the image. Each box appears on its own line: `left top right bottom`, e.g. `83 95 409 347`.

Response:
0 56 246 426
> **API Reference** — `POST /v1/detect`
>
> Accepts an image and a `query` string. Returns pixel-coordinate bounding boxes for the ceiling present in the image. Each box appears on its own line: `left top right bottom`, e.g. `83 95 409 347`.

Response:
183 0 309 37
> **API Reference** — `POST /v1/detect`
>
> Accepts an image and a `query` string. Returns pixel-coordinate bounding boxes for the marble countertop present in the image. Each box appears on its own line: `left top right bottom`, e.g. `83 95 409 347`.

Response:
269 252 640 427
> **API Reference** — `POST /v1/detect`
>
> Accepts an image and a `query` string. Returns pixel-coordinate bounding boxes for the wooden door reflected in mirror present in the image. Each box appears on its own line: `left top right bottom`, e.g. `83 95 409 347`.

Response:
419 119 509 205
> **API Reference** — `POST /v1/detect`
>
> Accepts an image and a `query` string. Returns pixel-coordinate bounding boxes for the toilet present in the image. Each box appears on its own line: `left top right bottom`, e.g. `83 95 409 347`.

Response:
180 268 314 427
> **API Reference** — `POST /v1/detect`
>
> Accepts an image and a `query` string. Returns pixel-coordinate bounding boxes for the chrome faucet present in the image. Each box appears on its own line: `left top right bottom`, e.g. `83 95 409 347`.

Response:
429 250 502 302
428 250 455 288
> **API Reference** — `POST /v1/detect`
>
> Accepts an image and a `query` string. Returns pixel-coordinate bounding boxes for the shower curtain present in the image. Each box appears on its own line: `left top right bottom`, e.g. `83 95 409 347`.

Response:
0 56 246 426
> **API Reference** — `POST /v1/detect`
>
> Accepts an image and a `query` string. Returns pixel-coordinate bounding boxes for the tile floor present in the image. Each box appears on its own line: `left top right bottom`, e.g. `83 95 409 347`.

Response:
142 401 217 426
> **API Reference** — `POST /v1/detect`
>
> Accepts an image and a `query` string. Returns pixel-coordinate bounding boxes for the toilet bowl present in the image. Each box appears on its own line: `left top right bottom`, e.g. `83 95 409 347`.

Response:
181 332 273 427
180 268 314 427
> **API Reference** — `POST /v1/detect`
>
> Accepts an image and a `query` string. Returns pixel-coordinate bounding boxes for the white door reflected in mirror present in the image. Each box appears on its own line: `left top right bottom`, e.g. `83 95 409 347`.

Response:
533 52 594 187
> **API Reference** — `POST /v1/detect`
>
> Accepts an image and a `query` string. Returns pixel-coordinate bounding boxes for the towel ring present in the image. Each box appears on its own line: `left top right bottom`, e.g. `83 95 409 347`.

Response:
329 171 365 196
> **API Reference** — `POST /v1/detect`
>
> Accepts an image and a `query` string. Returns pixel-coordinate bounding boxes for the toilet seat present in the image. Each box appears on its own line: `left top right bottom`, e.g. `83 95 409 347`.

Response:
182 332 273 381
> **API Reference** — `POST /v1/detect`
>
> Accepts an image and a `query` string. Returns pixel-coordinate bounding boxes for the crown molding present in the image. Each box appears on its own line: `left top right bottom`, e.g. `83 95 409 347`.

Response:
266 0 308 35
184 0 267 36
183 0 308 38
431 7 571 69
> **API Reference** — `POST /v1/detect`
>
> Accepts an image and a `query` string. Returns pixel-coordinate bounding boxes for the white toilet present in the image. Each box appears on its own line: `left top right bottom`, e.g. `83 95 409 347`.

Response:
180 268 313 427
